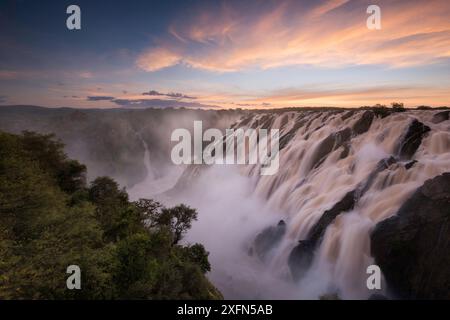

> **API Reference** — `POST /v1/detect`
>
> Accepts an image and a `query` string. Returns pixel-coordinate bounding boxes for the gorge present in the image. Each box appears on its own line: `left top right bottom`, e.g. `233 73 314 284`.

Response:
1 105 449 299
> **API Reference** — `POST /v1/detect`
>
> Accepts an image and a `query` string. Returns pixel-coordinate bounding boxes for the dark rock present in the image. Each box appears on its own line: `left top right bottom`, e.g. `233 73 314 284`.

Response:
341 110 356 121
287 156 397 281
253 220 286 260
397 119 430 159
280 114 289 128
288 240 315 281
432 110 450 124
352 111 374 135
405 160 417 170
359 156 396 195
305 157 395 246
371 172 450 299
239 116 252 127
278 119 308 150
339 143 350 159
307 190 357 244
310 127 352 170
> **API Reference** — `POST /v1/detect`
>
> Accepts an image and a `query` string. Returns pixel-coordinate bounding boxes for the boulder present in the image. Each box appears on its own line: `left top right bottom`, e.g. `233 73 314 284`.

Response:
288 240 315 281
310 127 352 170
352 111 374 135
404 160 417 170
371 172 450 299
431 110 450 124
288 157 397 282
253 220 286 260
397 119 430 159
307 190 357 244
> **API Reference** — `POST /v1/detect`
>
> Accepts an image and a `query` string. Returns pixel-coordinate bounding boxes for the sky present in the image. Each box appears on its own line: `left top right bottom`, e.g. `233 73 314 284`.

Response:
0 0 449 109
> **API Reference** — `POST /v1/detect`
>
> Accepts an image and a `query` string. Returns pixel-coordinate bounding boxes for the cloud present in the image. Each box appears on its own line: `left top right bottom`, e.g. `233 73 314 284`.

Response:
112 98 217 109
136 0 450 72
87 96 116 101
142 90 197 99
136 47 182 72
0 95 7 103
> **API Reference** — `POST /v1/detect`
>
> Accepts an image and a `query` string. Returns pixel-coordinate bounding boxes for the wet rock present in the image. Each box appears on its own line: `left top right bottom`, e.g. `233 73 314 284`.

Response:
278 119 308 150
352 111 374 135
310 127 352 170
359 156 396 195
339 143 350 159
397 119 430 159
371 172 450 299
431 110 450 124
288 156 397 282
307 190 357 244
341 110 356 121
288 240 315 281
253 220 286 260
405 160 417 170
238 116 252 127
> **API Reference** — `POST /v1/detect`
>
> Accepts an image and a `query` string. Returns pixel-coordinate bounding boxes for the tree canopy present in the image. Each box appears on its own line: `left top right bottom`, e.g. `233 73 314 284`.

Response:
0 130 222 299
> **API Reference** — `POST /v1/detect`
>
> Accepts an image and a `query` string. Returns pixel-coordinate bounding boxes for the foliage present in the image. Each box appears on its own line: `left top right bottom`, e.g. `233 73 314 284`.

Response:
391 102 406 112
0 131 222 300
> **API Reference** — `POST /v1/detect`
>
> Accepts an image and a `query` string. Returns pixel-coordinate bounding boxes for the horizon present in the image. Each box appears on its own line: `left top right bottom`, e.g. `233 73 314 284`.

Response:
1 0 450 109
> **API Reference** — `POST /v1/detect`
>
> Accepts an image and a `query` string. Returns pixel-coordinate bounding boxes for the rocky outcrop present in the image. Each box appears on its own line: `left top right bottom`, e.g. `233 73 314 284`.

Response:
371 172 450 299
352 111 374 135
310 127 352 170
288 240 315 281
397 119 430 159
309 111 375 170
307 190 357 244
252 220 286 261
431 110 450 124
288 156 397 281
404 160 417 170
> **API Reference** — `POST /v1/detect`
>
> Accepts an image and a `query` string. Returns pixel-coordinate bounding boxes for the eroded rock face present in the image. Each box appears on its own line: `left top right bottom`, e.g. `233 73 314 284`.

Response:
253 220 286 261
288 240 315 282
310 127 352 170
288 156 397 282
432 110 450 124
397 119 430 159
352 111 374 135
307 190 357 244
371 172 450 299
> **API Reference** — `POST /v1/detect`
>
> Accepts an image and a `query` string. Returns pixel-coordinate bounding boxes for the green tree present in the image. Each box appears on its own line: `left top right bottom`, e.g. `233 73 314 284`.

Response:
0 131 221 300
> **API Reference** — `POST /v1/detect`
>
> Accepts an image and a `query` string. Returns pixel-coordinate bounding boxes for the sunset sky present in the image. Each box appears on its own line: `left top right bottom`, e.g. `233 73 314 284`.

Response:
1 0 449 109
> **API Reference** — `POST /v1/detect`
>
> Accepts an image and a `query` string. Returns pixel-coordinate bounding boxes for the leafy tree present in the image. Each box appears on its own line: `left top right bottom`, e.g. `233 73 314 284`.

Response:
0 131 222 300
160 205 198 245
391 102 405 112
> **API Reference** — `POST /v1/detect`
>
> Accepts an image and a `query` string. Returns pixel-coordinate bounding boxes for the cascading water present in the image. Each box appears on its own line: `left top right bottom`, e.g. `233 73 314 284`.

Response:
172 109 450 299
129 132 183 201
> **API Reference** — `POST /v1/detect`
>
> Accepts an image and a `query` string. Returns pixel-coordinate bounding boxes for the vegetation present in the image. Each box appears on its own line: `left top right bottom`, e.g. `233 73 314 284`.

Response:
391 102 406 112
0 130 222 299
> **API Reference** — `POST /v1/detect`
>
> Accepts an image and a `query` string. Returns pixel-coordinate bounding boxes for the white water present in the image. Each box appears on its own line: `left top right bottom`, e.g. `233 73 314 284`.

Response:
128 110 450 299
232 110 450 299
128 132 183 201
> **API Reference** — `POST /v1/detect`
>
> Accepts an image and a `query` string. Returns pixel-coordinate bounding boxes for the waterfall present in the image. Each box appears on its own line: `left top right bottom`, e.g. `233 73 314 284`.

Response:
237 109 450 299
128 131 182 201
177 109 450 299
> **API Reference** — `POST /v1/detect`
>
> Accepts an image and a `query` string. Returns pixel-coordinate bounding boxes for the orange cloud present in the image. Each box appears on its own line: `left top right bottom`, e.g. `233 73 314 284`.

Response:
136 0 450 72
136 47 183 72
